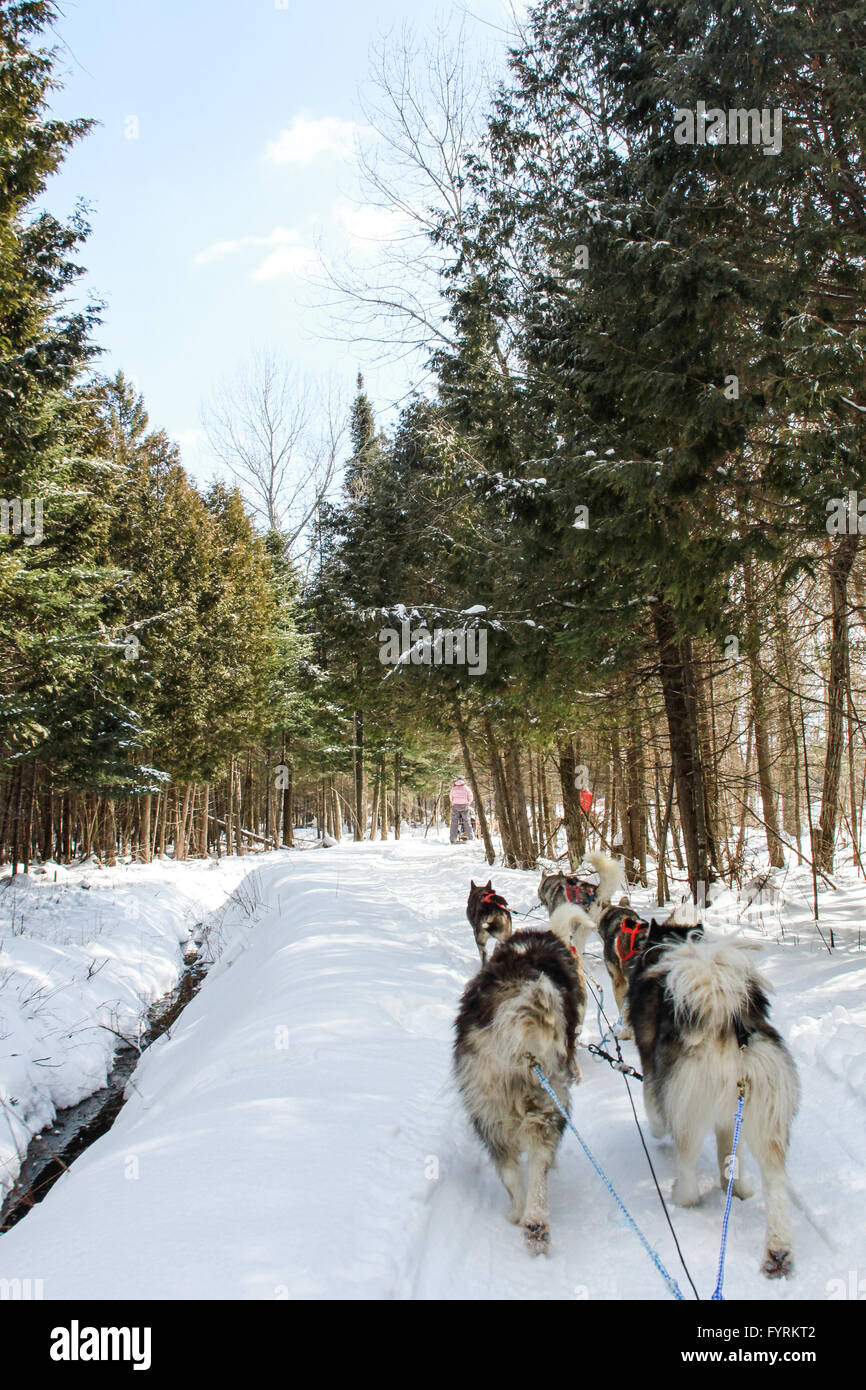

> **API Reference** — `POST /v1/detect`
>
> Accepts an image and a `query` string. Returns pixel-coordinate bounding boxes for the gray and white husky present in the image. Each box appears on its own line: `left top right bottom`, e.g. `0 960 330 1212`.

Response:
452 908 589 1255
628 921 800 1278
537 850 625 922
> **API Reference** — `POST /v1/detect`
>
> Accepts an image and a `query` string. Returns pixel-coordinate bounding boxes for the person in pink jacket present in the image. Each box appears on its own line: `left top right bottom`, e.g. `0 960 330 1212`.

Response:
449 777 475 842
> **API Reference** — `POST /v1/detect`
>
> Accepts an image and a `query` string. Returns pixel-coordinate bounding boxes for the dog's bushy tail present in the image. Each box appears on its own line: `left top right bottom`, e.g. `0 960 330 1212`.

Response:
547 901 595 955
654 934 768 1033
668 900 702 927
586 851 625 906
497 974 568 1065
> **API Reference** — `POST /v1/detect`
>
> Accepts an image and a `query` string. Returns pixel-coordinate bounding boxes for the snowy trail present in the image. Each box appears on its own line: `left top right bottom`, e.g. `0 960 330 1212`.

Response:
0 838 863 1300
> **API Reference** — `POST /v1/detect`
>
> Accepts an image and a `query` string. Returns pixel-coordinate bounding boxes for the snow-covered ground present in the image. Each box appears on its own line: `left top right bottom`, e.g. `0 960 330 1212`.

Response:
0 834 864 1299
0 854 264 1204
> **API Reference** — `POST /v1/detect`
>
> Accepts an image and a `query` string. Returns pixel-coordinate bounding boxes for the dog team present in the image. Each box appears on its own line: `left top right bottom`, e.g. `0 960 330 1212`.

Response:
455 853 799 1278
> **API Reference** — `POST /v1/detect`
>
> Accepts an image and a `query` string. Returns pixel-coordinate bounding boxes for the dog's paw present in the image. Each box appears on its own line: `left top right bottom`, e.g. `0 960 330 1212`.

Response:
506 1201 523 1224
732 1176 755 1201
618 1025 634 1042
522 1219 551 1256
762 1247 793 1279
672 1178 701 1208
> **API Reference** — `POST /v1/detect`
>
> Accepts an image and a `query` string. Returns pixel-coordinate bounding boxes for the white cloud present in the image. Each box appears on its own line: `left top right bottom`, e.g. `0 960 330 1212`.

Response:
175 427 205 452
334 201 411 248
194 227 318 282
251 238 318 282
263 113 368 167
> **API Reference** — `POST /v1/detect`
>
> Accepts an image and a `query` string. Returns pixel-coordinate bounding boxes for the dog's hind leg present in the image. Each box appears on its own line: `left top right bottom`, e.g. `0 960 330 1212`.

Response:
612 973 633 1040
477 936 487 966
643 1076 667 1140
669 1068 715 1206
750 1132 794 1278
716 1121 754 1200
496 1153 524 1225
671 1125 704 1208
522 1129 557 1255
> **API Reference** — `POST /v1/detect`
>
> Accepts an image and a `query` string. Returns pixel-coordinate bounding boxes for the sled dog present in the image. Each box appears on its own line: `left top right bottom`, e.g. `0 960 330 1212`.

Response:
453 920 587 1255
594 903 652 1039
538 851 624 923
465 881 513 964
628 920 800 1278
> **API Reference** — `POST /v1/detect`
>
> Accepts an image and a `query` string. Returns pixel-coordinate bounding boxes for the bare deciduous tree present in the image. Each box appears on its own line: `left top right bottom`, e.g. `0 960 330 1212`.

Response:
321 19 491 362
202 352 346 570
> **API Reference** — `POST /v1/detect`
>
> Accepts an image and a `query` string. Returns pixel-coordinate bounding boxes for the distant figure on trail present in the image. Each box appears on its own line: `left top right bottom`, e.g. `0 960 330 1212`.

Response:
449 777 475 843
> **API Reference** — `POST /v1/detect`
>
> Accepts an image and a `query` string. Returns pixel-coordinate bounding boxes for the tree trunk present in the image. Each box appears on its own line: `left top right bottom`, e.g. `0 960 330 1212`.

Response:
744 561 785 867
453 702 495 864
282 752 294 847
651 598 715 898
141 794 152 863
484 715 517 867
557 737 586 871
353 710 364 842
393 752 402 840
819 534 859 872
369 761 380 841
507 745 535 868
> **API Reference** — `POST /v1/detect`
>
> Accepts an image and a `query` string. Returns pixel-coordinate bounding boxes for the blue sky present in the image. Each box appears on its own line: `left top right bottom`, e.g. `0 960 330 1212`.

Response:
45 0 524 483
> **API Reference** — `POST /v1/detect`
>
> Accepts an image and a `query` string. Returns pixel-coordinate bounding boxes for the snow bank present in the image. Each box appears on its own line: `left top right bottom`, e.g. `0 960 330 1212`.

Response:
0 855 266 1202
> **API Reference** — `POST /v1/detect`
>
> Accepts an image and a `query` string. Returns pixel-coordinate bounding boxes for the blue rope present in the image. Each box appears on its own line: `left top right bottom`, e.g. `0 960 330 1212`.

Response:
710 1086 746 1301
530 1060 685 1301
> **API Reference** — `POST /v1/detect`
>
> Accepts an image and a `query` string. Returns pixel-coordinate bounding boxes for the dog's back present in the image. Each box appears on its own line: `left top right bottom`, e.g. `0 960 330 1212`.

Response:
455 932 581 1078
629 927 793 1089
628 926 800 1278
454 931 583 1151
538 852 624 921
454 928 589 1254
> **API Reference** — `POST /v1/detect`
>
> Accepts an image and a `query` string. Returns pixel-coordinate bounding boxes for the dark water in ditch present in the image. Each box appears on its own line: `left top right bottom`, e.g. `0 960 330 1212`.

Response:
0 953 207 1233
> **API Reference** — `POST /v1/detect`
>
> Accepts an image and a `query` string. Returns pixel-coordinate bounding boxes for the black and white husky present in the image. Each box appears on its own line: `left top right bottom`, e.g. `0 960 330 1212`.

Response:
628 921 800 1278
466 880 513 964
453 913 588 1255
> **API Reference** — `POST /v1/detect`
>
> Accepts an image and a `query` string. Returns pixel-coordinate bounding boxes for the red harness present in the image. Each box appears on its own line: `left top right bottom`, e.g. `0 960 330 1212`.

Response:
616 918 647 964
564 880 597 908
481 890 508 911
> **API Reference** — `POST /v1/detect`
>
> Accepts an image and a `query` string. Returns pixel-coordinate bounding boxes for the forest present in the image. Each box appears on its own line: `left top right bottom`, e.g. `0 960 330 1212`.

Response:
1 0 864 910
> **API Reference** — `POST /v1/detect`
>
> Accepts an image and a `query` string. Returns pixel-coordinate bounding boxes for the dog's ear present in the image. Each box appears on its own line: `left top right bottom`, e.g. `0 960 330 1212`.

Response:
485 879 493 890
470 880 476 889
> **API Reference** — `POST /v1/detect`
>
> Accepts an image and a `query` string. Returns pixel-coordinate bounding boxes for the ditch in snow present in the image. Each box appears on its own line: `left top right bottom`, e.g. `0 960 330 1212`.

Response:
0 951 207 1233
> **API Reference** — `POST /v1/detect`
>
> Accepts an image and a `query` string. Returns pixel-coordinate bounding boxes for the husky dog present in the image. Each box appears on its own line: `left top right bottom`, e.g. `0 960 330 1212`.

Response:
538 851 625 924
595 905 652 1039
628 920 800 1278
453 917 587 1255
466 881 513 964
